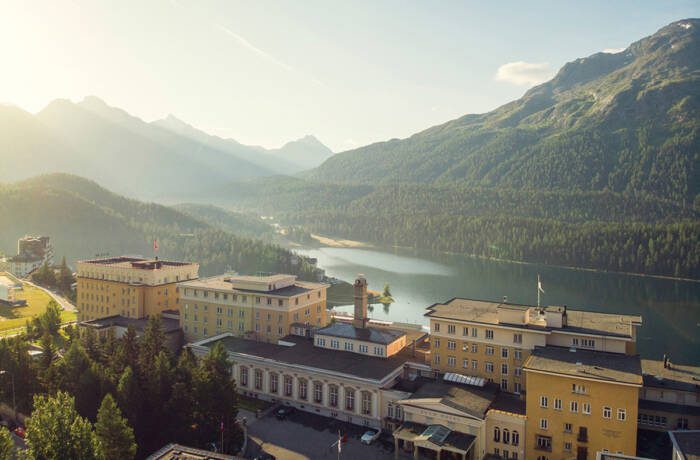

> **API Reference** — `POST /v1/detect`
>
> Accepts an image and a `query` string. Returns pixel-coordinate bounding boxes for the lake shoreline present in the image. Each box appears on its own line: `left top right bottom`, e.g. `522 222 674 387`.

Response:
304 233 699 283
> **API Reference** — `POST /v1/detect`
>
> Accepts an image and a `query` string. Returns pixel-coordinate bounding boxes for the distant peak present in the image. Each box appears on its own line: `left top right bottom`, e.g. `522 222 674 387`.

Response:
80 95 109 107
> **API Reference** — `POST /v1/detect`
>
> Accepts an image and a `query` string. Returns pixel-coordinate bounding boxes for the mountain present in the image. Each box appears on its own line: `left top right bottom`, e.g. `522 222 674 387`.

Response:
0 173 318 278
309 19 700 204
153 115 333 172
172 203 274 239
206 20 700 279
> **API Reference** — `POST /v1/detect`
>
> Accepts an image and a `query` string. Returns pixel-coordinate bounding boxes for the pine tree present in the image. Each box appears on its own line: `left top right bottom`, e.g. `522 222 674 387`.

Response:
95 394 137 460
0 428 12 460
25 391 100 460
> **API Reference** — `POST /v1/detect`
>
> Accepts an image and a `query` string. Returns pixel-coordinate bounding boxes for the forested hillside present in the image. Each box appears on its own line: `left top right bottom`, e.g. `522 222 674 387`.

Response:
0 174 318 279
309 20 700 205
200 20 700 279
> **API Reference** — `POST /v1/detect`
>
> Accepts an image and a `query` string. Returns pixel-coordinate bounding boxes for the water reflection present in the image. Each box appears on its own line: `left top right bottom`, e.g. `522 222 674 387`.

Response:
297 246 700 364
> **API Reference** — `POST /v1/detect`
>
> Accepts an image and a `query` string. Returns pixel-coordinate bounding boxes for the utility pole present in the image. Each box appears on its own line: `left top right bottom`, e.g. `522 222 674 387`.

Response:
0 370 16 422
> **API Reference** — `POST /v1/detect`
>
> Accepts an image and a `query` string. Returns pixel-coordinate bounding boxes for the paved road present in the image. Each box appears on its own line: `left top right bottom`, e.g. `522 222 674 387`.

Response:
243 408 409 460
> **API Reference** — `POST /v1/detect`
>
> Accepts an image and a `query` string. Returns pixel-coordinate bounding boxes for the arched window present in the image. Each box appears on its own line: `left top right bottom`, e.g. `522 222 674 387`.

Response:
503 429 510 444
493 427 500 442
512 430 519 446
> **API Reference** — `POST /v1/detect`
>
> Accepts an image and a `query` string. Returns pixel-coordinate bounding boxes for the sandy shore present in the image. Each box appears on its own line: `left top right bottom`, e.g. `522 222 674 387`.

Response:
310 233 371 248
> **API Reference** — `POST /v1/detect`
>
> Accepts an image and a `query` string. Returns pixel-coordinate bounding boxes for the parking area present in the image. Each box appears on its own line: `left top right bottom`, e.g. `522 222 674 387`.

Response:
243 407 409 460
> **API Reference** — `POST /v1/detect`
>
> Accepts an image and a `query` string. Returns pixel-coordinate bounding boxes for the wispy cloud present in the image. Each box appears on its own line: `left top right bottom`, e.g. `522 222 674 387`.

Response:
602 47 625 54
495 61 554 86
217 24 294 73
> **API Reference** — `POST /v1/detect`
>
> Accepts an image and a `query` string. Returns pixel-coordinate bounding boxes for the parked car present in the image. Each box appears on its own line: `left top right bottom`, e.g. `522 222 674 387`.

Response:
275 406 295 420
360 430 380 445
13 426 26 439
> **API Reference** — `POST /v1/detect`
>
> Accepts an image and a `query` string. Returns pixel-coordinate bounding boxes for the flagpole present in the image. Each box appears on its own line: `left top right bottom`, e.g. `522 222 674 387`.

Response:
537 274 540 309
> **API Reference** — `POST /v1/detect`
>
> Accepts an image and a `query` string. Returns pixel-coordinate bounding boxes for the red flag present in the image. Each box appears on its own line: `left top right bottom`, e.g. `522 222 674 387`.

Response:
153 239 159 252
220 421 224 433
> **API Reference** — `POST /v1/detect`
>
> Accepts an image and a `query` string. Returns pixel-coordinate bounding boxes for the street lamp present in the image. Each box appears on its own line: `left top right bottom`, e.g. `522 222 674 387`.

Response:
0 370 16 423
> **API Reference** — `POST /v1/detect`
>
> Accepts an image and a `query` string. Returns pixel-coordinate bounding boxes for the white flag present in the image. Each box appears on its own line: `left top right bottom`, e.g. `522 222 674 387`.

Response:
338 431 342 453
537 276 545 294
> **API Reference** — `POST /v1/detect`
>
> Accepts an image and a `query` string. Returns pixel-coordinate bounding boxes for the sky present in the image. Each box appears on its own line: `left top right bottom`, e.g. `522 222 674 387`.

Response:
0 1 698 152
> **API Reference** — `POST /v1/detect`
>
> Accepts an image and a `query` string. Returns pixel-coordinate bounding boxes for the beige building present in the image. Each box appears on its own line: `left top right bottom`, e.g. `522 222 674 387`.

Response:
77 256 199 321
8 235 53 278
638 358 700 431
178 274 328 342
426 299 641 394
524 347 642 460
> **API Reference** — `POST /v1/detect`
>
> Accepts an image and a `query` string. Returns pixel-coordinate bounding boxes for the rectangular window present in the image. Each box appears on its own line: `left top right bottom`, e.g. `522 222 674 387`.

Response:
500 379 508 391
514 382 522 394
434 322 440 332
501 348 509 358
471 359 478 370
447 324 456 334
359 344 368 353
486 346 494 356
462 327 469 336
344 342 354 351
539 419 548 430
447 356 456 367
564 423 572 433
540 396 548 408
329 386 338 407
583 403 591 415
564 442 572 452
485 362 494 373
240 367 248 387
298 380 308 400
501 363 508 375
514 367 522 377
314 382 323 403
447 340 456 350
603 406 611 419
570 401 578 413
269 373 278 393
434 339 441 348
471 344 478 353
485 329 494 340
463 359 469 368
361 392 372 415
513 333 523 344
554 398 562 410
254 369 263 390
284 376 293 396
331 340 339 349
471 327 478 337
617 408 626 421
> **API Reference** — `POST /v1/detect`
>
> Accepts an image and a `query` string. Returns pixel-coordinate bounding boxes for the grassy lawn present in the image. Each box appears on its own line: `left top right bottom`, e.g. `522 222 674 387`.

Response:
0 284 76 335
237 394 274 413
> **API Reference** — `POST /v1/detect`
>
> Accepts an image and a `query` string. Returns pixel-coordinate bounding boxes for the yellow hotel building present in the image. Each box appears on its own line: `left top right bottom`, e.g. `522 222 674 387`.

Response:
426 299 641 394
76 256 199 321
178 273 328 342
524 347 642 459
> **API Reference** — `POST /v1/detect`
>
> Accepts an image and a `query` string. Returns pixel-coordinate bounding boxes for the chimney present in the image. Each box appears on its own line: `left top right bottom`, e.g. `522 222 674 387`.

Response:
353 275 368 329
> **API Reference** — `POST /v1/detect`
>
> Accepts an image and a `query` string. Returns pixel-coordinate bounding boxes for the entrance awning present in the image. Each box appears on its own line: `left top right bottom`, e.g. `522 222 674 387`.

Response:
393 422 476 454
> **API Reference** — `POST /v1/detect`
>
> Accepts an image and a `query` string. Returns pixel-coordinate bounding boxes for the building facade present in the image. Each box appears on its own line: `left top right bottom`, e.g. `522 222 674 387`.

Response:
76 256 199 321
638 358 700 432
427 299 641 394
524 347 642 460
8 235 53 277
178 274 328 342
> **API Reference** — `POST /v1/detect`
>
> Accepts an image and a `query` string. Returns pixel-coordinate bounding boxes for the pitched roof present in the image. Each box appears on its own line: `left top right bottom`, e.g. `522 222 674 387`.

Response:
196 334 412 381
641 359 700 392
524 346 642 385
406 379 499 419
315 322 405 344
425 298 641 338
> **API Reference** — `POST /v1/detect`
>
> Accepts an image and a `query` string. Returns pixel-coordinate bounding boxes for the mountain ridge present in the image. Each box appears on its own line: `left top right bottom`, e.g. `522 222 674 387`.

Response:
308 19 700 204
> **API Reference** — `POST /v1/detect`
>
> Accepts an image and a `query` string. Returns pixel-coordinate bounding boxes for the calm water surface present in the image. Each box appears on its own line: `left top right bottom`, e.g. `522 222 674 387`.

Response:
296 246 700 365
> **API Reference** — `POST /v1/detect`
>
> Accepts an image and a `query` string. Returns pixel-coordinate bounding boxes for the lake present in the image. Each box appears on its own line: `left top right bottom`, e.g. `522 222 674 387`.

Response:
295 246 700 365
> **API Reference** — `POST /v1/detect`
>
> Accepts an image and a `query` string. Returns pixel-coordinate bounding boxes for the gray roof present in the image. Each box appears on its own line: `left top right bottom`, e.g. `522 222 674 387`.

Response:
669 431 700 460
406 379 499 419
200 334 412 381
489 392 526 416
394 422 476 452
147 443 238 460
425 298 640 339
315 322 405 345
80 315 181 334
642 359 700 392
524 346 642 385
